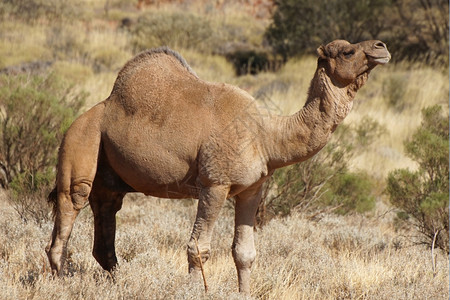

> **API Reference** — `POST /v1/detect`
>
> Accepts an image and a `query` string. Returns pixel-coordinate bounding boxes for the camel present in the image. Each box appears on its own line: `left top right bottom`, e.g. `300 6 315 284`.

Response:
45 39 390 294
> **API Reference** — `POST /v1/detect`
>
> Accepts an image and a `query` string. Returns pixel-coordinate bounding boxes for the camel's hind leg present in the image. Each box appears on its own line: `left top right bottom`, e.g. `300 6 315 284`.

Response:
89 175 125 271
46 181 92 274
45 103 104 275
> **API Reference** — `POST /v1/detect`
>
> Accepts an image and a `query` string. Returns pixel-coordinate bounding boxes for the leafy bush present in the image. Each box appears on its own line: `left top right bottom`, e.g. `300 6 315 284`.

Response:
225 49 276 75
386 105 449 253
322 171 376 214
0 73 86 223
354 115 387 147
257 120 382 225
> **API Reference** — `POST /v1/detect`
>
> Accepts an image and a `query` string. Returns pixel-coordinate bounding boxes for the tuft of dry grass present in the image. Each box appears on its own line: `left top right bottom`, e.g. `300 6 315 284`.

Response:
0 192 447 299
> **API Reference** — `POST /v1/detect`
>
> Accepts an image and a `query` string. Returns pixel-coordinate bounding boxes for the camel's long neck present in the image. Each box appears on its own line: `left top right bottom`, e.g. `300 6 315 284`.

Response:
266 66 366 169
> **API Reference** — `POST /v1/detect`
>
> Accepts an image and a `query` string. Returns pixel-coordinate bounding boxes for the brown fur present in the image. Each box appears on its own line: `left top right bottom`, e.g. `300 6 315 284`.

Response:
46 40 390 294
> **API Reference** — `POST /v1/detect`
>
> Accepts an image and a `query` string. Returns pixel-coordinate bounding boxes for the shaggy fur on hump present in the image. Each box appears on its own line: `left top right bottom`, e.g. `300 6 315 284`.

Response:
132 46 197 77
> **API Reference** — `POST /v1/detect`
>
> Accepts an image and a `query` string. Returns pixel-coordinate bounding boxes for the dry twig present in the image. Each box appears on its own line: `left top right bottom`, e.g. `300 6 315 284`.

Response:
194 238 208 292
431 229 441 278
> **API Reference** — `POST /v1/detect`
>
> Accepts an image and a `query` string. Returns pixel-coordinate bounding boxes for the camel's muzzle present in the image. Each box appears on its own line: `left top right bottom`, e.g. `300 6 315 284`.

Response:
365 41 391 65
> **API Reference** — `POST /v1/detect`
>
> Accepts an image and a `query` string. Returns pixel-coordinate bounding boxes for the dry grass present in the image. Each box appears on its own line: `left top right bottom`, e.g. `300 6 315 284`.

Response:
0 191 447 299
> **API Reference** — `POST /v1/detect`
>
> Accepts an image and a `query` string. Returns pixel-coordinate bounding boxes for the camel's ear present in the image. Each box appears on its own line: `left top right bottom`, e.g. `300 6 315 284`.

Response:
316 45 328 60
317 45 335 73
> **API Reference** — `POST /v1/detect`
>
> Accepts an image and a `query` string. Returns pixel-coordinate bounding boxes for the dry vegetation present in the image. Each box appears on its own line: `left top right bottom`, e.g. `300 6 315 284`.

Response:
0 0 448 299
0 191 448 299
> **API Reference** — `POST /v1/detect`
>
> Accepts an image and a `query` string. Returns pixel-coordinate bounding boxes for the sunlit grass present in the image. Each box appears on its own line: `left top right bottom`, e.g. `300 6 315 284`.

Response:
0 192 448 299
0 21 51 68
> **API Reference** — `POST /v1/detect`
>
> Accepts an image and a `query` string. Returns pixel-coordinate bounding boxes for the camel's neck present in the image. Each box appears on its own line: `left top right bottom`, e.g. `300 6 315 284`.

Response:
266 66 368 169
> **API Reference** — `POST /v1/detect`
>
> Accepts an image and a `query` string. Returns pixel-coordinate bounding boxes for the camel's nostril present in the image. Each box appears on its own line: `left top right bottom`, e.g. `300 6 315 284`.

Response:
375 42 386 49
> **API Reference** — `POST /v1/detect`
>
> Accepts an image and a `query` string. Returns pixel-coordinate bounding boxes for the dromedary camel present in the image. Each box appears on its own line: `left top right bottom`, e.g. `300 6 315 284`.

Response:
46 39 390 294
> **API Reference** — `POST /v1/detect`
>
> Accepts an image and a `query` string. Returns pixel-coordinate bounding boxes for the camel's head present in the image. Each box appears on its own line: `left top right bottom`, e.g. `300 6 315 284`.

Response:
317 39 391 86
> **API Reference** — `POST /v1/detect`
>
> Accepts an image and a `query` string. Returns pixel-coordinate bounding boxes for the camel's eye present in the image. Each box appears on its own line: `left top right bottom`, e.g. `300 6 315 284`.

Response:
343 50 355 59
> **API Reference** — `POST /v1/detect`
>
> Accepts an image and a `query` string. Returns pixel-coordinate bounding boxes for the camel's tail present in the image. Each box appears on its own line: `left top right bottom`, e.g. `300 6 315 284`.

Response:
48 187 57 219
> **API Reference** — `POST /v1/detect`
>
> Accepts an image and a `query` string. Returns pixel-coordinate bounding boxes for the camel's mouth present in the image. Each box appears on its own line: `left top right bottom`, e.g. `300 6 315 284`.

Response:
367 55 391 65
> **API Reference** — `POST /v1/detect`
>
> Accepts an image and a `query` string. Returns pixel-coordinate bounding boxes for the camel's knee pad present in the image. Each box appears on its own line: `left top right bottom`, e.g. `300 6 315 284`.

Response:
70 182 91 210
232 243 256 269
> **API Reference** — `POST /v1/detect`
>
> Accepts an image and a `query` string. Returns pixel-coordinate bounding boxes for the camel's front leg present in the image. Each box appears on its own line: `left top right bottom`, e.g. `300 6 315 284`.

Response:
233 186 262 294
187 185 229 277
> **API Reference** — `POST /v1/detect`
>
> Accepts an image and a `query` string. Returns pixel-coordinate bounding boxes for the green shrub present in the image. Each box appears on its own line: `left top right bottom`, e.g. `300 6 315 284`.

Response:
225 49 271 75
0 73 86 223
386 105 449 253
354 115 387 147
323 172 376 214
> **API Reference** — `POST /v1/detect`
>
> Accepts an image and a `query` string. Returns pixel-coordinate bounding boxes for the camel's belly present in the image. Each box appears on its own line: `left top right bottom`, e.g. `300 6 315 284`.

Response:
101 128 200 198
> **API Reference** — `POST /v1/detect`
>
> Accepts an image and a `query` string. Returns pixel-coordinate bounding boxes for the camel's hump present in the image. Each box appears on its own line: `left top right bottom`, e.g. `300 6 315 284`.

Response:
110 47 200 100
119 46 197 78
